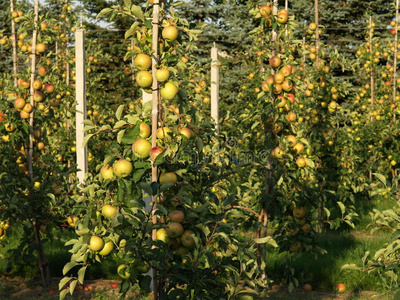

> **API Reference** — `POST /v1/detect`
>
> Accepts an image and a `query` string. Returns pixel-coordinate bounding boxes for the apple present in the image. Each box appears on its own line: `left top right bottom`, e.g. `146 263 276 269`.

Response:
33 91 45 102
0 112 4 123
99 241 114 256
169 238 181 250
156 228 170 243
155 68 170 82
117 264 131 279
289 241 301 252
110 281 119 288
67 216 78 227
165 222 184 238
286 112 296 122
132 138 152 159
150 146 164 161
36 43 46 53
179 127 192 139
293 142 304 154
139 123 150 138
269 56 282 68
168 210 185 223
293 207 306 219
102 204 117 218
134 53 152 70
156 127 172 139
162 25 179 42
303 284 312 291
282 80 293 92
18 79 30 89
113 159 133 177
20 111 30 119
11 11 19 18
44 83 54 93
23 103 33 113
175 245 190 256
336 283 346 293
301 223 311 233
89 235 104 251
259 5 272 17
180 230 196 249
38 66 48 76
161 81 179 100
14 98 26 110
271 147 284 159
274 72 285 84
159 172 178 184
100 165 114 180
281 65 293 77
286 135 297 147
136 70 153 88
32 80 42 90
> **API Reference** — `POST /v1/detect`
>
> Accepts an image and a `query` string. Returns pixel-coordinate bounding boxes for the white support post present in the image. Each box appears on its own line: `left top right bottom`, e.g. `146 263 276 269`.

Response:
142 89 153 213
75 29 88 184
211 42 219 133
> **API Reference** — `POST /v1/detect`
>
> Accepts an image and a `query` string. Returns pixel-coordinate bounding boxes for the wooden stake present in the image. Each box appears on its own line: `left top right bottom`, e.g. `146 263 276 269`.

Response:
393 0 399 122
10 0 18 87
285 0 288 36
211 42 219 133
369 16 375 121
314 0 319 68
151 0 160 297
75 29 88 185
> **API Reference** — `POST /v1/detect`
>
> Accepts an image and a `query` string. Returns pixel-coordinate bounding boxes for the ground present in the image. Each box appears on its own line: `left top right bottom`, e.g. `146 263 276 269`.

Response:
0 277 393 300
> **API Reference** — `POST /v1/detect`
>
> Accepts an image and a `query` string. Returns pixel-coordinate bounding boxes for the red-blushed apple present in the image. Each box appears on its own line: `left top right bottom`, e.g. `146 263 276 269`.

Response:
14 98 26 110
38 66 48 76
32 80 42 90
162 25 179 42
155 68 170 82
136 70 153 88
165 222 184 238
282 79 293 92
161 81 179 99
110 281 119 288
0 112 4 123
20 110 30 119
336 283 346 293
132 138 152 158
287 93 295 103
159 172 178 184
139 123 151 138
156 127 172 139
269 56 282 68
33 91 45 102
102 204 117 218
18 79 30 89
286 112 296 122
134 53 152 70
150 146 164 161
280 65 293 77
112 159 133 177
180 230 196 249
303 284 312 291
100 165 114 180
259 5 272 17
44 83 54 93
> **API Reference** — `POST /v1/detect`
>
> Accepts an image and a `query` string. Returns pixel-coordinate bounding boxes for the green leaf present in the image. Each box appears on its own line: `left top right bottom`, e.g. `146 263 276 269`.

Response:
341 263 359 270
82 134 94 147
77 266 87 284
373 173 387 186
130 5 144 20
125 22 140 39
63 261 78 275
59 288 69 300
116 105 125 120
337 201 345 215
254 236 278 247
69 279 78 295
159 182 174 193
59 277 72 290
133 168 147 183
122 123 140 144
123 0 132 8
97 8 113 18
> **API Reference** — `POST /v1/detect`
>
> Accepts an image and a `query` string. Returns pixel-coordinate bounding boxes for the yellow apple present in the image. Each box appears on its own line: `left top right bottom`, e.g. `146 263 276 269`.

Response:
102 204 118 218
100 165 114 180
132 138 152 158
113 159 133 177
136 70 153 88
155 68 170 82
161 81 178 100
134 53 152 70
162 25 179 42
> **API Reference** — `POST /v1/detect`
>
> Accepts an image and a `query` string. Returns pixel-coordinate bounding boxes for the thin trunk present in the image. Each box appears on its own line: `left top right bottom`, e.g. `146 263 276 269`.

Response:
10 0 18 87
314 0 319 68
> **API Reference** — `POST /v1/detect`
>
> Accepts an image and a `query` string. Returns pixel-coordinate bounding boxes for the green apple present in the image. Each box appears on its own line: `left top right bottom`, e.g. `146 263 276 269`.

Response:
159 172 178 184
161 81 178 100
155 68 170 82
139 123 150 138
88 236 104 251
117 264 131 279
99 241 114 256
132 138 152 159
113 159 133 177
134 53 152 70
162 25 179 42
180 230 196 249
136 70 153 88
156 127 172 139
165 222 184 238
100 165 114 180
102 204 118 218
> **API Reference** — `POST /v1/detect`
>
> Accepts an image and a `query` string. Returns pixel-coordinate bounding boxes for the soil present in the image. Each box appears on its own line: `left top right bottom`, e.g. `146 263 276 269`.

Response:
0 277 393 300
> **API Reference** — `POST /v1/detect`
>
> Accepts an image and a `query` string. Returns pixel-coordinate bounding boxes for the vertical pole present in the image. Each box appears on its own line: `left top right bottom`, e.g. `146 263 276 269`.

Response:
151 0 160 297
75 29 88 184
393 0 399 122
285 0 288 36
10 0 18 87
211 42 219 133
369 16 375 120
314 0 319 68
